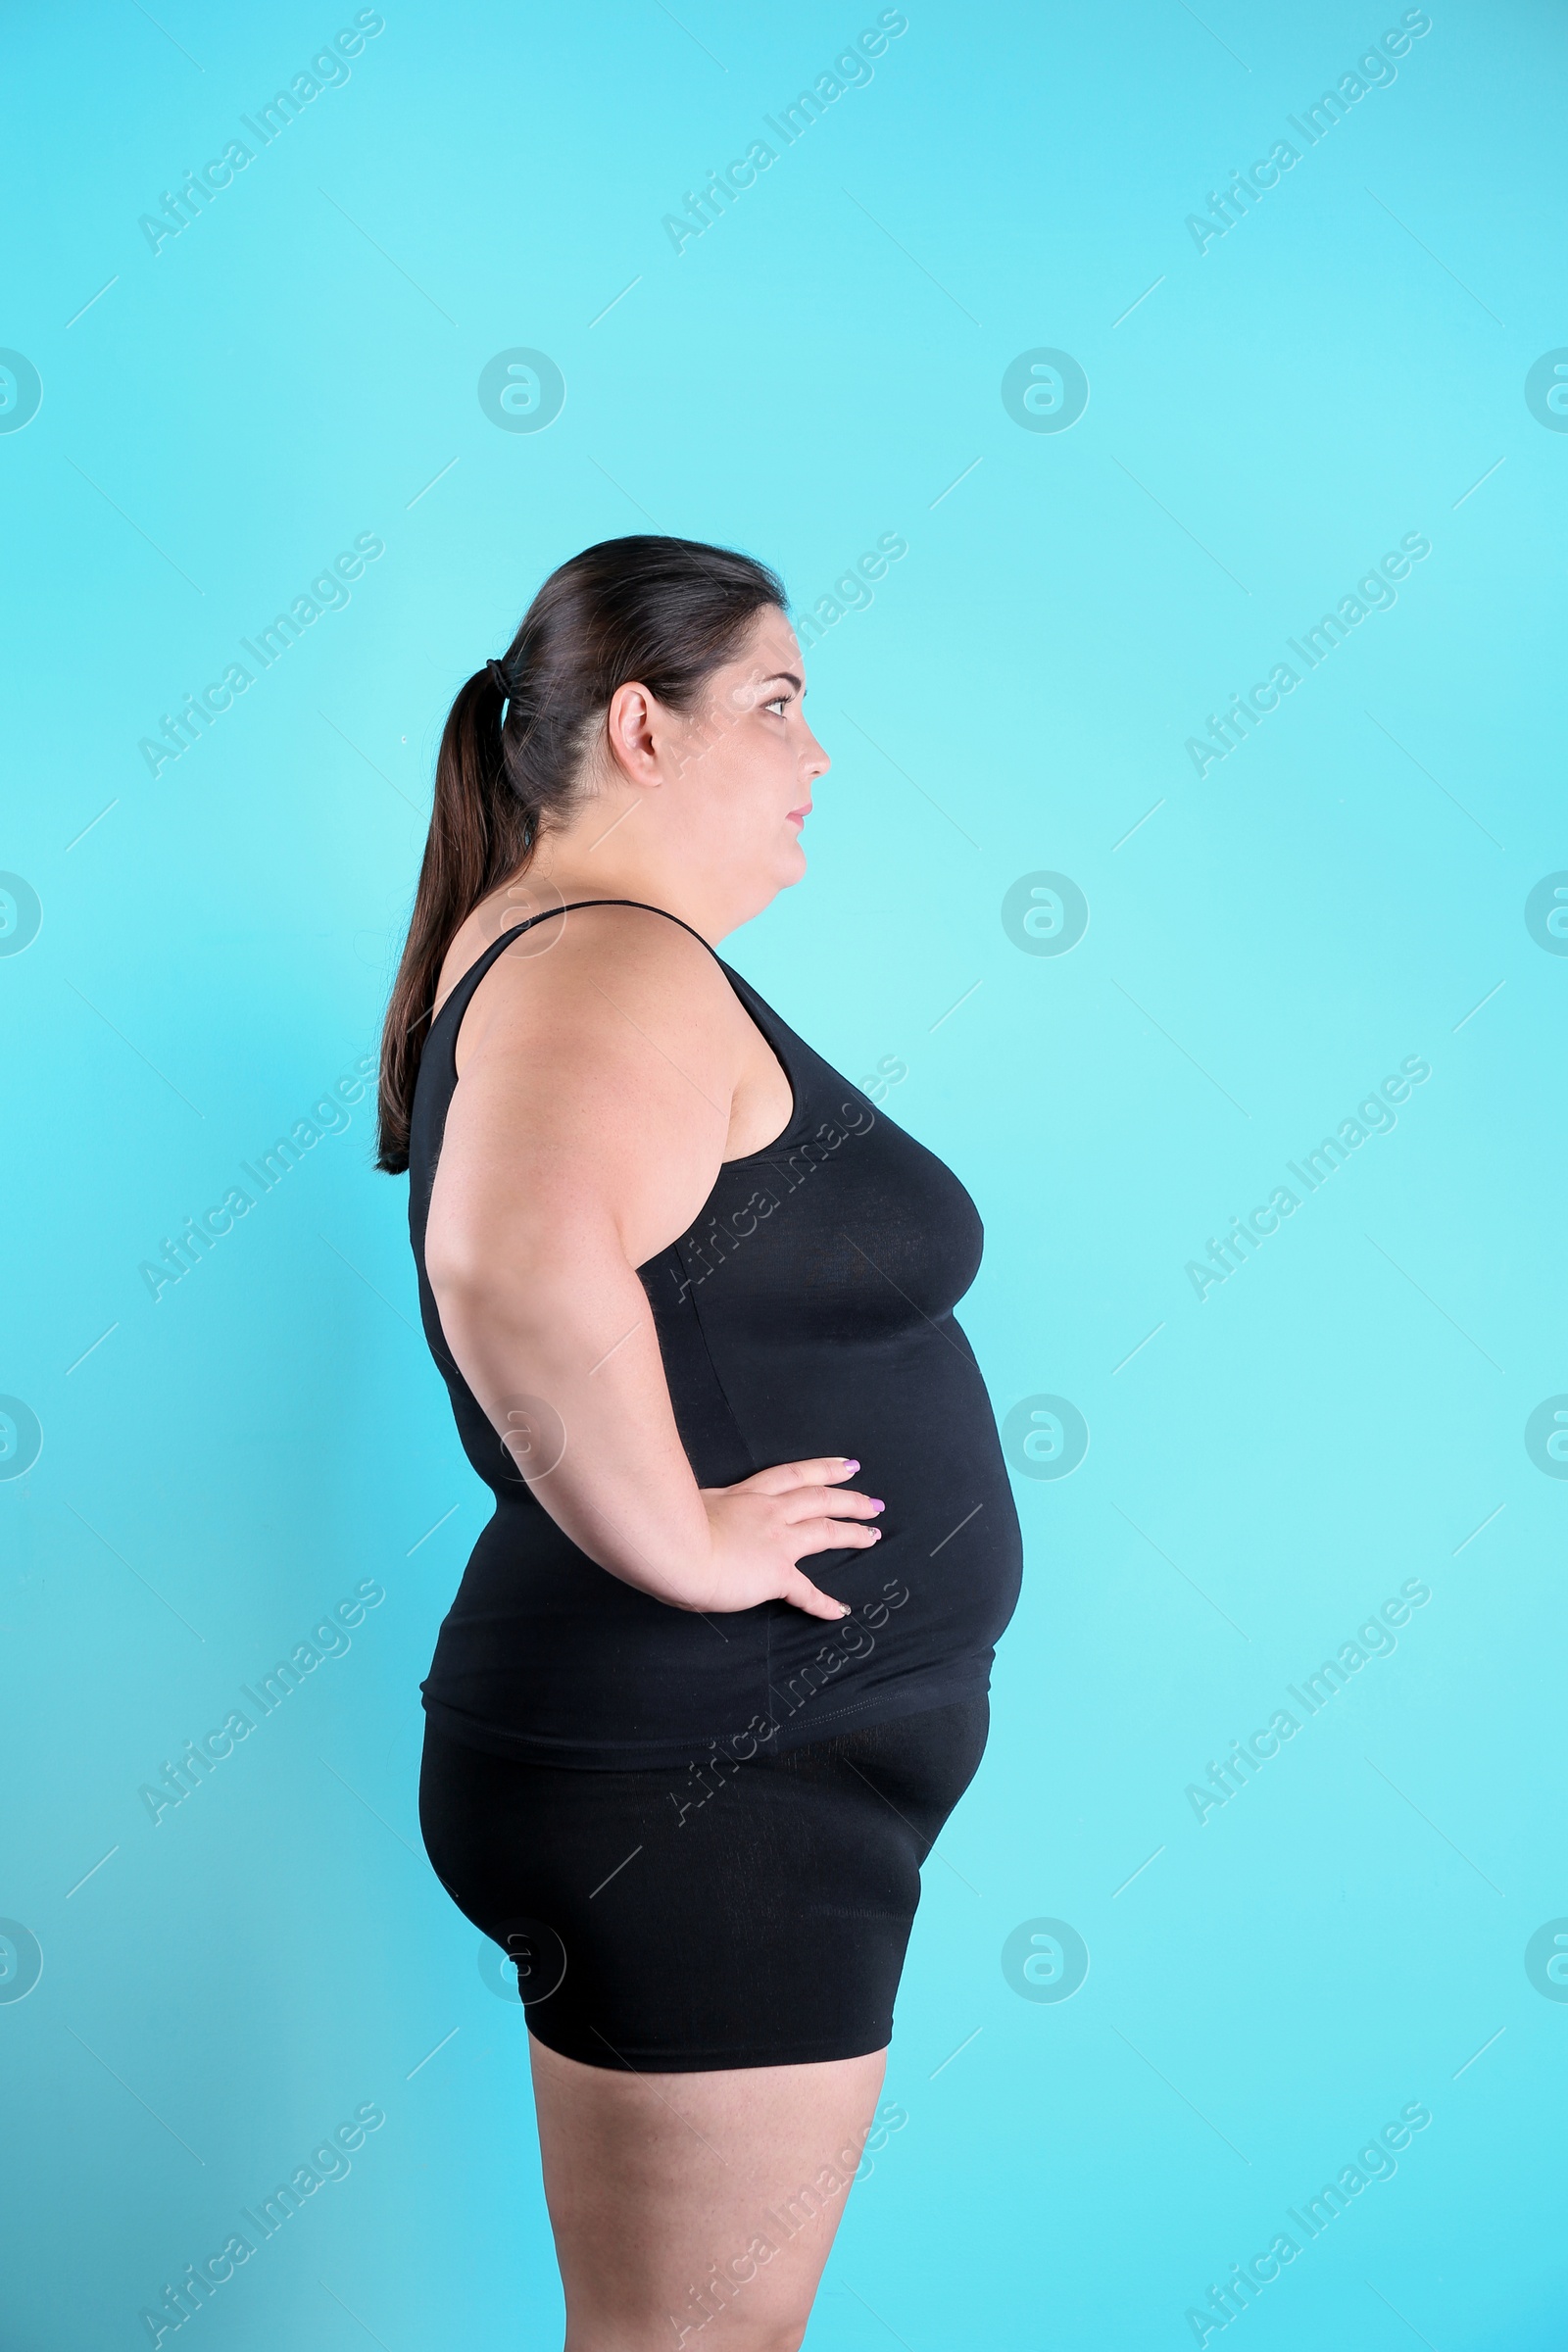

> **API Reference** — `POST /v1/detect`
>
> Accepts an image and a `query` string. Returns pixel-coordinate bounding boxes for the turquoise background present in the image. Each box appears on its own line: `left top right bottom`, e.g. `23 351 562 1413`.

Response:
3 1 1565 2343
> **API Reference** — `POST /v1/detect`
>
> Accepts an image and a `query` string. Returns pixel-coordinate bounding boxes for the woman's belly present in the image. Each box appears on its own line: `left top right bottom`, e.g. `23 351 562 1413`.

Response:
729 1319 1025 1742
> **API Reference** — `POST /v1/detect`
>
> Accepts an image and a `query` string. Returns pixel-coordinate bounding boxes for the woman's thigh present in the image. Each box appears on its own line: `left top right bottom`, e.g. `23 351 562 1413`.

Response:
528 2034 887 2351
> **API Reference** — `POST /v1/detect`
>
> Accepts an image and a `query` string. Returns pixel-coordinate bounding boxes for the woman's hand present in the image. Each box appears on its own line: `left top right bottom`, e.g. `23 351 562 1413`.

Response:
686 1456 884 1619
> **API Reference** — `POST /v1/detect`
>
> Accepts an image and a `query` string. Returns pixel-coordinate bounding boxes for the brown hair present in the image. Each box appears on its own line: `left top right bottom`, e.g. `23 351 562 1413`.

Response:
375 533 785 1173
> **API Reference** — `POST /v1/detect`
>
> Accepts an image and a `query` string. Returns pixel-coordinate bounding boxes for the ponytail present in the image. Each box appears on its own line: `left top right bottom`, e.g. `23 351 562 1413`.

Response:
376 665 530 1173
375 534 785 1173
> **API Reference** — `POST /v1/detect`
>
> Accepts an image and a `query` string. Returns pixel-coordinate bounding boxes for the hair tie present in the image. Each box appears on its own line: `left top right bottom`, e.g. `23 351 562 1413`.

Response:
486 658 511 700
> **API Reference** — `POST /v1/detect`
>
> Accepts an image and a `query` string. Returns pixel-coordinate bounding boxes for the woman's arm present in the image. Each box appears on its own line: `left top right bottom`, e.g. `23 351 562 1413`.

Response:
423 907 880 1620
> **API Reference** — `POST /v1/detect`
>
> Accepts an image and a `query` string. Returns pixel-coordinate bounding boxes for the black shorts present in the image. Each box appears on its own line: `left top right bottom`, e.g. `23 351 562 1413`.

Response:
417 1691 991 2072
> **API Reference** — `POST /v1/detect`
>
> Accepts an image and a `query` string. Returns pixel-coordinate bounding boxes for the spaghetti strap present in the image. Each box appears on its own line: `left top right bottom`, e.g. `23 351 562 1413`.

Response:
510 898 720 957
431 898 721 1038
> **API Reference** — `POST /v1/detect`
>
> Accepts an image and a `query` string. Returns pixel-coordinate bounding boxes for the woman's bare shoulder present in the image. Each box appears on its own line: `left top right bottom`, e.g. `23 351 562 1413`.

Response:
448 898 740 1074
428 900 749 1265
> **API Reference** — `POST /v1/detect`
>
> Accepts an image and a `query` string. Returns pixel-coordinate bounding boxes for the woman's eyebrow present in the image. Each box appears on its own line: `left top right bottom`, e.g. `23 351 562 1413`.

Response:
757 669 804 693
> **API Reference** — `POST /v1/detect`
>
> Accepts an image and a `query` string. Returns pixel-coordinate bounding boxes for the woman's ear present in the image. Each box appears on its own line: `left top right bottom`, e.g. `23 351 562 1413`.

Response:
604 679 662 787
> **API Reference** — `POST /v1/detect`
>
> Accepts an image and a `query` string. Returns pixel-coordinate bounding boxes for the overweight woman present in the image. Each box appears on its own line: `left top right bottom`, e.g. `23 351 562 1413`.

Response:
376 536 1022 2349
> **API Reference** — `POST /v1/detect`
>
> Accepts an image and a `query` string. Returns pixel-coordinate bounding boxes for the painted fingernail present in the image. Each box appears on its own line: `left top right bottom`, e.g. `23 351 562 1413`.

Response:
869 1498 885 1511
841 1457 859 1472
868 1528 882 1541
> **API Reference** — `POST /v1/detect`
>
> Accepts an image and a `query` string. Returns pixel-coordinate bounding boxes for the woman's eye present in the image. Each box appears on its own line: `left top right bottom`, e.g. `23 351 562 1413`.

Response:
764 696 789 717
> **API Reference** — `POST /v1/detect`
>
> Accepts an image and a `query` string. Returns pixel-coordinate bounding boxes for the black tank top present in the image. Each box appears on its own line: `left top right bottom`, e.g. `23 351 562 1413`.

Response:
409 901 1023 1770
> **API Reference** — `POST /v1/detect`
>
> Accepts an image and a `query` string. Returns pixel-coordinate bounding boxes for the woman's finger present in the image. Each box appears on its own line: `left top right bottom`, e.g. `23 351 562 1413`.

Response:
777 1567 853 1621
789 1516 884 1558
779 1486 882 1525
732 1455 862 1497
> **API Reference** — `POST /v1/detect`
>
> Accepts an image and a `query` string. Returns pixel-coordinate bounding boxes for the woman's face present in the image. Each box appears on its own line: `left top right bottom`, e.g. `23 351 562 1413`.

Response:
649 606 831 917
